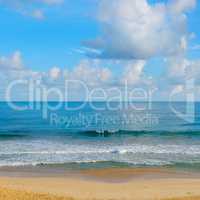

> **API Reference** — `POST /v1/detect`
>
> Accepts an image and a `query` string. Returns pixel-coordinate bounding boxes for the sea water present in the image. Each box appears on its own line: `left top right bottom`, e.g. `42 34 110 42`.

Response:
0 102 200 170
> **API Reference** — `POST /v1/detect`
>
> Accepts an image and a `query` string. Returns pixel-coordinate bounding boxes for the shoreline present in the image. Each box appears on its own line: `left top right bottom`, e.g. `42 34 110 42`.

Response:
1 165 199 180
0 166 200 200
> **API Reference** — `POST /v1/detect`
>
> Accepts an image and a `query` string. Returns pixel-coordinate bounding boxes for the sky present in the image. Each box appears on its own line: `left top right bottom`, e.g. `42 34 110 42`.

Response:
0 0 200 101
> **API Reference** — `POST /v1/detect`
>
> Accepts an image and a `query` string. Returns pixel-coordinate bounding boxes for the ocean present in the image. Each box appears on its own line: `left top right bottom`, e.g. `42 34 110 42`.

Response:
1 102 200 170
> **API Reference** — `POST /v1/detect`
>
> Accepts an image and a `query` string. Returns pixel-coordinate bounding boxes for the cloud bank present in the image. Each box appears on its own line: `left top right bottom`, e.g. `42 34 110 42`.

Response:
85 0 195 59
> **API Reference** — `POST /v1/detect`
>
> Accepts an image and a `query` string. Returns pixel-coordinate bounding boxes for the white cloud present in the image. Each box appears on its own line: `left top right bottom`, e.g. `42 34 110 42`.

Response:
0 0 63 6
0 55 114 100
69 60 112 86
166 56 188 82
49 66 61 80
0 51 24 71
168 0 196 14
31 9 45 19
38 0 63 5
121 60 146 85
0 52 113 88
1 50 200 101
0 51 43 100
166 56 200 84
0 0 64 19
85 0 196 59
156 55 200 101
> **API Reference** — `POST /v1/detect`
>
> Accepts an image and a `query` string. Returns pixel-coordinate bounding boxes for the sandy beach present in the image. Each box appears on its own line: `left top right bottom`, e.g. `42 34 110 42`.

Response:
0 167 200 200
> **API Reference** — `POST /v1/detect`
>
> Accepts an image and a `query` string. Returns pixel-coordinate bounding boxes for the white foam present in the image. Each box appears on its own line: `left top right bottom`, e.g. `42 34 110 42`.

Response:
1 140 200 167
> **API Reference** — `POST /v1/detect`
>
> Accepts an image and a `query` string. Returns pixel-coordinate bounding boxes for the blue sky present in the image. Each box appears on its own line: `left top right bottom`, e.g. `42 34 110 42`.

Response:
0 0 200 101
0 0 198 70
0 0 99 71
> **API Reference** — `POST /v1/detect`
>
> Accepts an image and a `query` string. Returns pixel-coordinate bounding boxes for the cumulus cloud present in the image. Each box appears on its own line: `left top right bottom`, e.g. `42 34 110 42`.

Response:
166 56 200 84
0 51 45 82
49 66 62 80
168 0 196 14
0 51 113 88
1 50 199 101
0 51 24 71
85 0 196 60
0 51 114 100
41 60 113 88
154 55 200 101
69 60 112 86
121 60 146 85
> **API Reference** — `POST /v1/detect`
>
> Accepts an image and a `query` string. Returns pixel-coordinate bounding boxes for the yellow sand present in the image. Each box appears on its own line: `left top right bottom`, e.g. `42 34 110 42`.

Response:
0 168 200 200
0 187 200 200
0 187 73 200
1 177 200 200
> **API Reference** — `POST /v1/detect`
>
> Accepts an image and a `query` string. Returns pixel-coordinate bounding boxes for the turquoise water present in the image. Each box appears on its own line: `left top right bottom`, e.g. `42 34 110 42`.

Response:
0 102 200 169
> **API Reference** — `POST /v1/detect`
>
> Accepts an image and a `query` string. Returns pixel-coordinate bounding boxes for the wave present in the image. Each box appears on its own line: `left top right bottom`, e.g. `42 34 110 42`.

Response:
1 129 200 139
1 143 200 155
0 160 173 168
0 134 28 140
2 161 200 172
78 130 200 137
